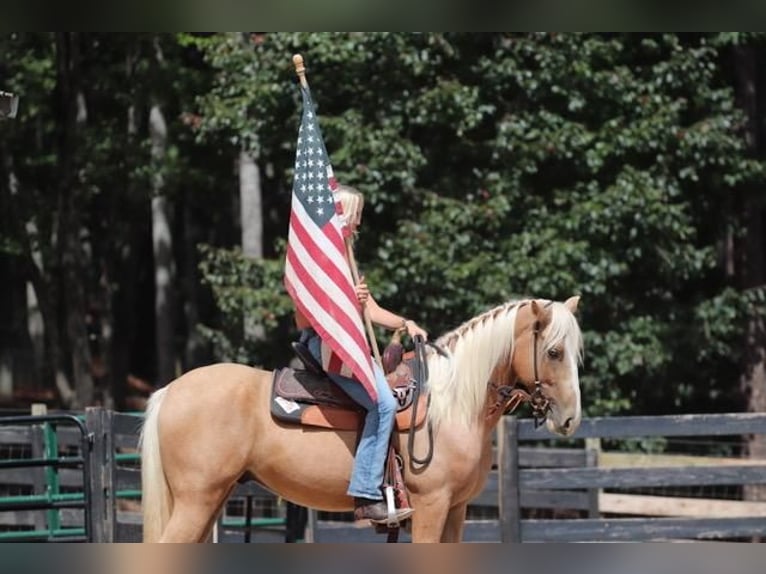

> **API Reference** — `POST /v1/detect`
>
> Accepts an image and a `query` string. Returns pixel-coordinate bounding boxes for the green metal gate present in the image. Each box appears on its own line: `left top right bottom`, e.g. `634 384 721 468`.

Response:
0 414 93 541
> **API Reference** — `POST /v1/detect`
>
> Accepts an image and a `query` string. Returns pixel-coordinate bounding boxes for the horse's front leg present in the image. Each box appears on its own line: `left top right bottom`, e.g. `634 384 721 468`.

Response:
440 503 467 542
409 493 451 543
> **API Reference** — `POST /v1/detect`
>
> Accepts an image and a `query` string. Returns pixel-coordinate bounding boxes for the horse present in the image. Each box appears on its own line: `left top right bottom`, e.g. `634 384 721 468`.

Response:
140 296 583 543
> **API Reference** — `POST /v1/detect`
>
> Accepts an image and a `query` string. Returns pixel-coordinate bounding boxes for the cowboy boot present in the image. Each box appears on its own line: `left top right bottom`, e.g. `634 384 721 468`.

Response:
353 497 415 524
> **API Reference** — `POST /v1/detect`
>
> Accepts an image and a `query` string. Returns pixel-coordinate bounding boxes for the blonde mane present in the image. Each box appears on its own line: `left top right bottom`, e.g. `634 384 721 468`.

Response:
425 299 583 429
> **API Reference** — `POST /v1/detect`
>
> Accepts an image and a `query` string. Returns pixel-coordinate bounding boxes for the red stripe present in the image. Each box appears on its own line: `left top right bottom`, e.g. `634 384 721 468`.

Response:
328 352 343 373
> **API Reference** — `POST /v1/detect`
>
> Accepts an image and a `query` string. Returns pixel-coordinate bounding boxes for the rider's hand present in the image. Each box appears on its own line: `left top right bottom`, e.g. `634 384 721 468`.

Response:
404 319 428 341
355 276 370 305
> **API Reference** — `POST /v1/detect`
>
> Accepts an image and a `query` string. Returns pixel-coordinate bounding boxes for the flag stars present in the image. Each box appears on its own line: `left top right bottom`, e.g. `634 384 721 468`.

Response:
293 103 336 221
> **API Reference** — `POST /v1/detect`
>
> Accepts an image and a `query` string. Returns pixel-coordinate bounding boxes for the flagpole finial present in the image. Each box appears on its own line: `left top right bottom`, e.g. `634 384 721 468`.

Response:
292 54 308 88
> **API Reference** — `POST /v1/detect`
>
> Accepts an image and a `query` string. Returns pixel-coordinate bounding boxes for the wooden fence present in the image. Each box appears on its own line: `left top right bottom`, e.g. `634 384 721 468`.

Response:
310 413 766 542
3 409 766 542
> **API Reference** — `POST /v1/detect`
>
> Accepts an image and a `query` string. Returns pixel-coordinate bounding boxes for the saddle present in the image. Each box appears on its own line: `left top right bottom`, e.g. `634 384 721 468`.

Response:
271 337 430 536
270 343 428 431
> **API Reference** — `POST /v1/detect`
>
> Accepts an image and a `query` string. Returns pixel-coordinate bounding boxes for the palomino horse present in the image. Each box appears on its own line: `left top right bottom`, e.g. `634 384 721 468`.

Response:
140 297 583 543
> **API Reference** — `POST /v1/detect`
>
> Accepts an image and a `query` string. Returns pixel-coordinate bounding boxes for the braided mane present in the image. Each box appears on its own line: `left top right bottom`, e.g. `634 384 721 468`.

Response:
425 299 583 428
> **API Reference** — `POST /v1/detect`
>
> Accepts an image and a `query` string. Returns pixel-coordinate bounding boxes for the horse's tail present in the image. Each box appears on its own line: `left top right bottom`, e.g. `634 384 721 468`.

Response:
140 386 171 542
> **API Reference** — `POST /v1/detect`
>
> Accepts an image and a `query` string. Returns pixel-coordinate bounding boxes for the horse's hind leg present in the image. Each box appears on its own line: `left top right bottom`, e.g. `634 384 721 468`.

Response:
440 503 467 542
159 488 230 543
200 484 237 543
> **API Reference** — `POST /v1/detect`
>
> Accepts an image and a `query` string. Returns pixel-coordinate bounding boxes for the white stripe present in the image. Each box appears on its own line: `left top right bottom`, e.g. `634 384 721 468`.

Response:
292 197 353 285
285 258 373 382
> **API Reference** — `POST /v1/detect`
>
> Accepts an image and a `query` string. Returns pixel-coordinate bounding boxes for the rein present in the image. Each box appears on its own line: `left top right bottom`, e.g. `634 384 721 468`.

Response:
487 303 552 428
406 337 448 469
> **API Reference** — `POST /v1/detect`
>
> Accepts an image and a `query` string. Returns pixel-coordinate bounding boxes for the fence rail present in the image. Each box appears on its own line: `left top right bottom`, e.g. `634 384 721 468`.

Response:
497 413 766 542
3 409 766 542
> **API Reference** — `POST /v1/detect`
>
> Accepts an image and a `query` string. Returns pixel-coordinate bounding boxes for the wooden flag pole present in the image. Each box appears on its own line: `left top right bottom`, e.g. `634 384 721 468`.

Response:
345 237 384 369
292 54 383 370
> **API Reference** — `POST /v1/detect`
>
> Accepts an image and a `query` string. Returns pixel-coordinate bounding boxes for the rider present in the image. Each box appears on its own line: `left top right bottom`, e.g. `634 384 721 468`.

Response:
294 184 428 524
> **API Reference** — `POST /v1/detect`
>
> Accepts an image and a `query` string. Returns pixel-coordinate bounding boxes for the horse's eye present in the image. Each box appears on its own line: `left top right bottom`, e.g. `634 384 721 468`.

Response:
547 348 562 360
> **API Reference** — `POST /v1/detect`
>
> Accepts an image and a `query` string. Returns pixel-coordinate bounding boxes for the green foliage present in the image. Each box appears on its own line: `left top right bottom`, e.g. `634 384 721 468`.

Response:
5 33 760 415
197 244 294 367
198 243 291 326
192 33 766 417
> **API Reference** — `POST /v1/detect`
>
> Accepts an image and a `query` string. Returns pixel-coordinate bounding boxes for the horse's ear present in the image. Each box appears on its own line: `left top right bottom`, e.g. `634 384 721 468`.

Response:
530 299 543 317
564 296 580 314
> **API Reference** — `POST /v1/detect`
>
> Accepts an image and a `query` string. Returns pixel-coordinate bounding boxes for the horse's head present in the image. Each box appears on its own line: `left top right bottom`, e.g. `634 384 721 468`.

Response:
510 296 583 436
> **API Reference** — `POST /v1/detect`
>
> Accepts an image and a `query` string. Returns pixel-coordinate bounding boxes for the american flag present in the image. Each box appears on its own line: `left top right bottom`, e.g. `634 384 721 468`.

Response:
284 84 377 401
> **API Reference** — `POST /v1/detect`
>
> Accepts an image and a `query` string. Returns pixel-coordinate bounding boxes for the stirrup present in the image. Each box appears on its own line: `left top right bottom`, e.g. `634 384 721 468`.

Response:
384 485 407 527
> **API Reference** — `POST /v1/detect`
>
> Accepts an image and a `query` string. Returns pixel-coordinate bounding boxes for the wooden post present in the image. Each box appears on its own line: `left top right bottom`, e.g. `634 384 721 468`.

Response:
86 407 115 542
498 416 521 542
585 437 601 518
30 403 47 533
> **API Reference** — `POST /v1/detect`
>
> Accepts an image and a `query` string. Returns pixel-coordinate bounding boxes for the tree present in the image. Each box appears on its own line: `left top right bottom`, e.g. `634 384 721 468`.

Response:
721 32 766 502
0 33 218 406
196 33 766 420
1 33 764 421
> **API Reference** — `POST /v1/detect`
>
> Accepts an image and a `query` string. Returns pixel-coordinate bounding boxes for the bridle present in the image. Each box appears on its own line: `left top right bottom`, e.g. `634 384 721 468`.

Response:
487 302 552 428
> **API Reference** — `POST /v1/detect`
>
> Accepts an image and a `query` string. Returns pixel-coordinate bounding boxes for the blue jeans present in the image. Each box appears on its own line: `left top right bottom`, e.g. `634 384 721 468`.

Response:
300 329 396 500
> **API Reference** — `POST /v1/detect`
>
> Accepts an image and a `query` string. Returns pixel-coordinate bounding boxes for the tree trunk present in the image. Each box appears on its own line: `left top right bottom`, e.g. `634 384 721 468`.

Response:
182 191 207 370
240 148 265 341
733 44 766 505
55 32 93 408
0 149 38 402
104 40 143 410
150 101 176 386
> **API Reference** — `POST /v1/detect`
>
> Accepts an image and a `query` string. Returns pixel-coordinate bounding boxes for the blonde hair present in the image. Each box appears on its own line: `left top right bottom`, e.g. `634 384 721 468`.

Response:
335 184 364 231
